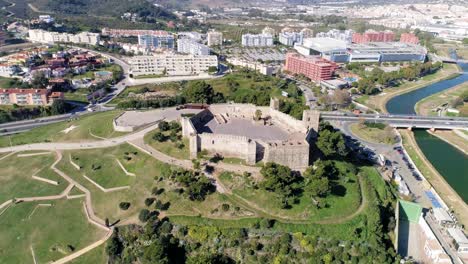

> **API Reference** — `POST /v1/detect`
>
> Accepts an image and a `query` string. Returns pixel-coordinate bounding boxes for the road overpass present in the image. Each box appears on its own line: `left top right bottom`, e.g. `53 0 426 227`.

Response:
320 112 468 130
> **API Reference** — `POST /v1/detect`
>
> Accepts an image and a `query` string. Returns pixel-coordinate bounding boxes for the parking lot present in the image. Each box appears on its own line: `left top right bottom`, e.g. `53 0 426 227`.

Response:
225 47 286 62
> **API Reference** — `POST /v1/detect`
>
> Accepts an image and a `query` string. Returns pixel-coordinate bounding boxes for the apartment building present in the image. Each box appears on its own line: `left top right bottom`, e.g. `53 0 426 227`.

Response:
129 54 218 76
102 28 167 37
316 29 354 44
400 33 420 44
138 32 174 50
284 53 337 82
28 29 100 45
279 32 303 46
241 34 274 47
207 31 223 47
0 89 63 105
177 38 210 55
352 30 395 43
0 64 19 77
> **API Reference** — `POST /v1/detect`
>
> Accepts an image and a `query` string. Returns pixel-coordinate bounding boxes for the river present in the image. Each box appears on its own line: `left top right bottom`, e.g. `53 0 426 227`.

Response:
386 63 468 203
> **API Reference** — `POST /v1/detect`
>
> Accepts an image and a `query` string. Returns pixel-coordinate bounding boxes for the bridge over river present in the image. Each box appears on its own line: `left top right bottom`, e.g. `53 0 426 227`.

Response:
320 112 468 130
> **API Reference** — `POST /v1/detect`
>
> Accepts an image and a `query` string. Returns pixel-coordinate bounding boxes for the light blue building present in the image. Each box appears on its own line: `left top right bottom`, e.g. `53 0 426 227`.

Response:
138 33 175 49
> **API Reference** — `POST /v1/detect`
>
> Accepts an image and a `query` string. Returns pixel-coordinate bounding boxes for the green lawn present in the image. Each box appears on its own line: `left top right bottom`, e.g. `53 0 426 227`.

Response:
64 89 89 103
349 123 397 145
0 76 19 88
70 147 137 189
0 111 126 147
0 199 106 263
69 244 107 264
0 152 67 203
144 129 190 160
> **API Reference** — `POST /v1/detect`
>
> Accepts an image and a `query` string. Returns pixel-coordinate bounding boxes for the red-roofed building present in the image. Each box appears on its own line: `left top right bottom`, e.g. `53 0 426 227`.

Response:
284 53 338 81
0 88 63 105
352 30 395 43
400 33 420 44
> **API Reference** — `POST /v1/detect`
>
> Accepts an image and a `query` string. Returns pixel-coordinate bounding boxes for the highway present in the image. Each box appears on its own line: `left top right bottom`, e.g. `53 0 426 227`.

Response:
320 112 468 130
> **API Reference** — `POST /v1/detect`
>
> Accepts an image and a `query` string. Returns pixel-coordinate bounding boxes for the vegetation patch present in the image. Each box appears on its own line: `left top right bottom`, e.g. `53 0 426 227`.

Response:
144 120 190 160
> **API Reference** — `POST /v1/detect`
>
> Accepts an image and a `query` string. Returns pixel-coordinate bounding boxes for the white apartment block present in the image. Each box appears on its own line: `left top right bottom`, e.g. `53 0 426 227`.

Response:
241 34 274 47
129 54 218 76
207 31 223 46
28 29 100 45
316 29 354 44
177 38 210 56
279 32 303 46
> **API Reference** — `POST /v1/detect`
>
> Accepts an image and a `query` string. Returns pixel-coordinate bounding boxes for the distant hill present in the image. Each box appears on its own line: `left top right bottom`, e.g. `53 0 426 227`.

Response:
39 0 176 19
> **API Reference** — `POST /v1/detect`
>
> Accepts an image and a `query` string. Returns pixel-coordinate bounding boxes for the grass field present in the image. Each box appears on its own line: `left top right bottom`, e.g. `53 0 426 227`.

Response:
349 123 397 145
64 89 89 104
56 144 254 224
144 128 190 160
0 199 106 263
70 147 137 189
108 82 179 105
0 76 18 88
219 161 362 221
169 165 386 240
0 152 67 203
69 244 107 264
0 111 126 147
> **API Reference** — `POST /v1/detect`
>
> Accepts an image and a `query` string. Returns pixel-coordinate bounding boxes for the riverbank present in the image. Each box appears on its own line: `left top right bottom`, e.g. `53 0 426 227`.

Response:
415 82 468 116
427 130 468 155
357 63 461 113
399 129 468 229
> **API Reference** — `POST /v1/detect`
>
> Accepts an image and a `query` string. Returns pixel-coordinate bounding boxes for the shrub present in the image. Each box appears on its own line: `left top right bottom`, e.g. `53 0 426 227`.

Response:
144 197 156 206
139 209 150 222
119 202 131 210
221 203 230 212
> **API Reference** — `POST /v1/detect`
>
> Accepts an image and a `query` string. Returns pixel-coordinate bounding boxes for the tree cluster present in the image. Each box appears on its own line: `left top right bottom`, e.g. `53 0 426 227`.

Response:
169 169 215 201
351 61 442 95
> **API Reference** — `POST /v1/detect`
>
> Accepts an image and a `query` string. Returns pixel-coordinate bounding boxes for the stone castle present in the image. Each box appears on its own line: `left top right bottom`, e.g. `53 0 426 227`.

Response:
181 100 320 171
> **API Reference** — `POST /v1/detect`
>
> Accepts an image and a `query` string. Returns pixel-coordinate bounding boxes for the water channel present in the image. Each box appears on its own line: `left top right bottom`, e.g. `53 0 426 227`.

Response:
386 63 468 203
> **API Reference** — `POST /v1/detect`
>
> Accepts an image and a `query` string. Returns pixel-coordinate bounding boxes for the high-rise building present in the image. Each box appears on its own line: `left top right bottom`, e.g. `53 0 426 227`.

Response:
207 31 223 47
138 32 174 50
262 27 276 36
177 38 210 55
129 54 218 76
279 32 303 46
284 53 337 82
352 30 395 43
241 34 274 47
400 33 420 44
